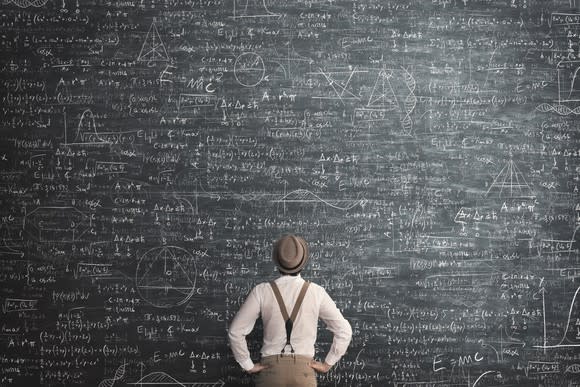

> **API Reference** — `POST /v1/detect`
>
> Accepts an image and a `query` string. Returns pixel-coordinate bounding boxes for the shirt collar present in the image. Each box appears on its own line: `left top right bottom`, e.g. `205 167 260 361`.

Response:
275 273 302 283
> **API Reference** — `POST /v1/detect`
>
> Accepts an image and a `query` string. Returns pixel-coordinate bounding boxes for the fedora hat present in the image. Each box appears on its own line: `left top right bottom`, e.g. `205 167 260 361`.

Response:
272 235 309 274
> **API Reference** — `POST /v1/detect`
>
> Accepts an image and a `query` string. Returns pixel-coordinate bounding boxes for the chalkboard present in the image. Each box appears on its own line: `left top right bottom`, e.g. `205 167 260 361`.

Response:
1 0 580 386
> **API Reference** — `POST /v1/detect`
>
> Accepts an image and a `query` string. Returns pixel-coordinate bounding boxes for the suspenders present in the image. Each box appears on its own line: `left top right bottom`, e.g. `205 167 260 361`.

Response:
269 280 310 354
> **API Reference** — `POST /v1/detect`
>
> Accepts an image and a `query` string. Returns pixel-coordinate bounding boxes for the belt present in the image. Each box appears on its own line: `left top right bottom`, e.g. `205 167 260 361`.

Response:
262 354 313 362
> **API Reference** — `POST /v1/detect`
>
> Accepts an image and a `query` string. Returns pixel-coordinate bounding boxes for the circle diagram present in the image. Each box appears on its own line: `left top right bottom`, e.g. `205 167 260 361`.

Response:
136 246 197 308
234 52 265 87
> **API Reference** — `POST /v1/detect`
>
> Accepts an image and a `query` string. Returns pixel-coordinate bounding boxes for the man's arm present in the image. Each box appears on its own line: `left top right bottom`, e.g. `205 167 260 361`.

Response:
317 288 353 369
227 287 261 371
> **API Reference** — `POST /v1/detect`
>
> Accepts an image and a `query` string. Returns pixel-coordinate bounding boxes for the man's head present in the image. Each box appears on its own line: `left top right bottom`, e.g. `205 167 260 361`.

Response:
272 234 309 275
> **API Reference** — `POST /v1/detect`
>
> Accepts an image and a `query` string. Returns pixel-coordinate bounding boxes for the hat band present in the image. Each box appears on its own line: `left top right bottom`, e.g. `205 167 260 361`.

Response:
280 252 305 271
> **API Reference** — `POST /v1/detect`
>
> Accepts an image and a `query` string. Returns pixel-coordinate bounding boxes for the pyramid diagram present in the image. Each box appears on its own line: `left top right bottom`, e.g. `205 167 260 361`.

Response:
137 22 169 62
485 159 534 198
367 69 401 112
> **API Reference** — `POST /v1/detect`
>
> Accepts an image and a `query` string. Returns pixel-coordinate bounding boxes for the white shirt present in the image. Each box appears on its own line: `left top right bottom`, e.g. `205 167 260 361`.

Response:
228 274 352 371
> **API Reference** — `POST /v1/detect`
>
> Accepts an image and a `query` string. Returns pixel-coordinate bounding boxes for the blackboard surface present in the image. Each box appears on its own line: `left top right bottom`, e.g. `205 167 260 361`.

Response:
1 0 580 386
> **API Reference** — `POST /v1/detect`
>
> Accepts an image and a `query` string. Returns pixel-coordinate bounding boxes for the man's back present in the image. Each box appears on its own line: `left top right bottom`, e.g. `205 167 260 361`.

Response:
234 275 351 361
227 234 352 386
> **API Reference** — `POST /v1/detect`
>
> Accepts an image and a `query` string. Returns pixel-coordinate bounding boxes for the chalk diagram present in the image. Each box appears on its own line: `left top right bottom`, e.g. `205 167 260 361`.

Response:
98 363 126 387
232 0 280 19
400 68 416 134
367 69 400 111
270 41 314 82
273 188 367 212
356 67 417 135
129 371 224 386
5 0 48 7
534 285 580 349
536 59 580 114
138 21 169 62
485 159 534 198
135 246 197 308
0 224 23 258
472 370 502 387
311 66 366 105
233 52 266 87
64 108 110 146
64 108 137 147
24 206 91 242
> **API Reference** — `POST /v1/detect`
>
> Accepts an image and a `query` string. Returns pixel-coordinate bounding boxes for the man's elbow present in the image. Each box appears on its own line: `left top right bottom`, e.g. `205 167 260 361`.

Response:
344 321 353 342
227 326 241 344
334 319 352 343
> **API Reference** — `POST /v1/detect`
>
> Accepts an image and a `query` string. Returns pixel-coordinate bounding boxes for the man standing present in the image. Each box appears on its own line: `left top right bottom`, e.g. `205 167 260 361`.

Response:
228 234 352 386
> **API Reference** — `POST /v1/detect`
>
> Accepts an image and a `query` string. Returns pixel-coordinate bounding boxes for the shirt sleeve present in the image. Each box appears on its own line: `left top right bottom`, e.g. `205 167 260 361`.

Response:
318 288 352 366
227 286 261 371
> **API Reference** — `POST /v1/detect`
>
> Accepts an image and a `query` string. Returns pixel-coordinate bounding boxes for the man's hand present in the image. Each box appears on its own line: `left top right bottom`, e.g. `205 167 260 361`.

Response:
309 361 332 373
246 363 269 374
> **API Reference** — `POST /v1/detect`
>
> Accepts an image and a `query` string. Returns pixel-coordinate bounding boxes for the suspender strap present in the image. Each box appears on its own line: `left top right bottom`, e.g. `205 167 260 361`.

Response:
269 280 311 354
291 281 311 322
269 281 290 321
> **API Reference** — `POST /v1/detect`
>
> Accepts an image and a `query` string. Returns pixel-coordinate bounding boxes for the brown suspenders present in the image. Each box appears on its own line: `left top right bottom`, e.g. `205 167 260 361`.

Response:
269 280 310 354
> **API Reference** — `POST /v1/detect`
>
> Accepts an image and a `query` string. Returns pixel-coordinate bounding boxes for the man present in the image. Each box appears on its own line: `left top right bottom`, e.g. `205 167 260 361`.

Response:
228 234 352 386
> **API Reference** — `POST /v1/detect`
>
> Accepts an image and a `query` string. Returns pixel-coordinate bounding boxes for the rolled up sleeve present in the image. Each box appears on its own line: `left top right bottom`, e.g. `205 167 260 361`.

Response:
227 287 260 371
318 289 352 366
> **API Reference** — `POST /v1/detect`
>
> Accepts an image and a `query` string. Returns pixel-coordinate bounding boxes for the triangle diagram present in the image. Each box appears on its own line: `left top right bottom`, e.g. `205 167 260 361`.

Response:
367 69 401 112
138 22 169 62
485 159 534 198
137 247 194 291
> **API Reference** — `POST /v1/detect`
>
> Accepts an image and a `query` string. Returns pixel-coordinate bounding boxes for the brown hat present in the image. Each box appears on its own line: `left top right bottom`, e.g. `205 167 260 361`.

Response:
272 234 309 274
